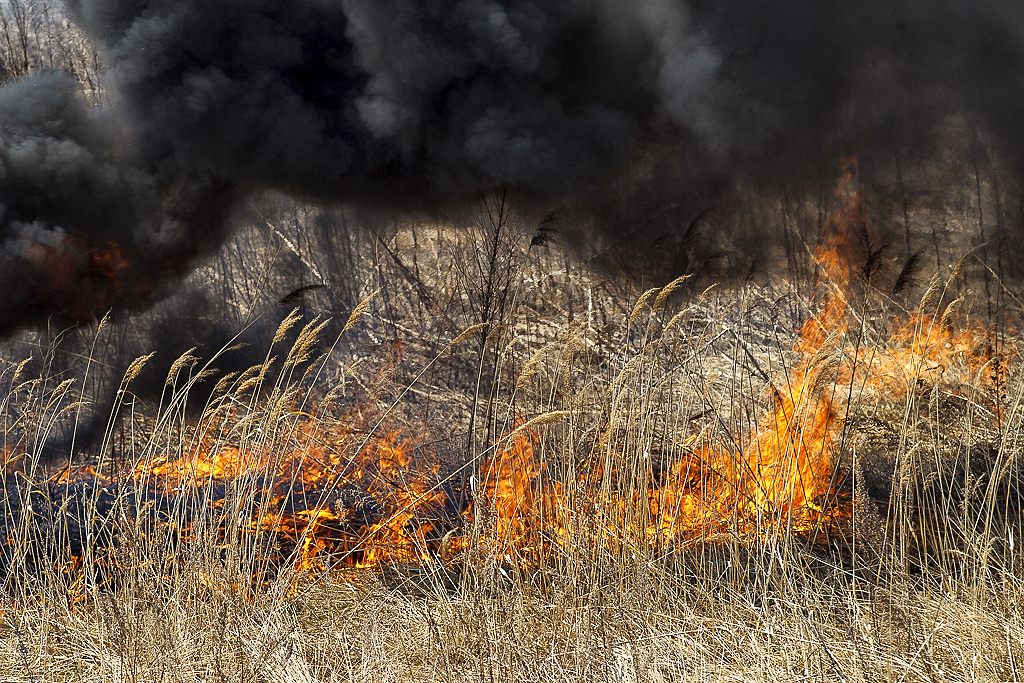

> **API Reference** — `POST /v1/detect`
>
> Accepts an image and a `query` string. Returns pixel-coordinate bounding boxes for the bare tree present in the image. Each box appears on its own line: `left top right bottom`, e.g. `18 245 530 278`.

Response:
0 0 101 95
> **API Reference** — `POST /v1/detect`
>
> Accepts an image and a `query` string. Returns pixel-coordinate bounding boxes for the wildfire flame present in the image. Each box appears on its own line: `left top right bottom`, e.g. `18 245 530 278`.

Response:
2 161 1013 579
8 232 138 323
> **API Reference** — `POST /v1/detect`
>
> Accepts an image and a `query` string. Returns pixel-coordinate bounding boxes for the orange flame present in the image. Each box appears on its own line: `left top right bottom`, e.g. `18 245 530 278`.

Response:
13 233 138 323
10 161 1014 578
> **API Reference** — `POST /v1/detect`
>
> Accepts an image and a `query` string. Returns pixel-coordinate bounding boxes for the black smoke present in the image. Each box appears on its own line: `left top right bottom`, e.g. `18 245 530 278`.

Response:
1 0 1023 333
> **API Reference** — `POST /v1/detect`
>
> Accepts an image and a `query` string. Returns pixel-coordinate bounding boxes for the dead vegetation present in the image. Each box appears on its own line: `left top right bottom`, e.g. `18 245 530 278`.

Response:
0 181 1021 682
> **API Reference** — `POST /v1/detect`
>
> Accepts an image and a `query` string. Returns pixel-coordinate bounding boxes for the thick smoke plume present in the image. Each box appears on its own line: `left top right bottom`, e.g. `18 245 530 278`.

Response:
1 0 1023 333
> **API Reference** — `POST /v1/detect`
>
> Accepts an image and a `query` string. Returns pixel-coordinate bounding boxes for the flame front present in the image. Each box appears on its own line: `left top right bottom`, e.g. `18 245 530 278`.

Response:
7 162 1013 578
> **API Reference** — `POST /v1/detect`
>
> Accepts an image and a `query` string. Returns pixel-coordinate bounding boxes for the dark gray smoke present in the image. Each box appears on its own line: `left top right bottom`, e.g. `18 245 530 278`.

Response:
1 0 1023 332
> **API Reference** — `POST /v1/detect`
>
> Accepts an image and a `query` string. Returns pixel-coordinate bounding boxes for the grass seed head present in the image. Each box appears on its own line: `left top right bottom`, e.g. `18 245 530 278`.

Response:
343 289 379 334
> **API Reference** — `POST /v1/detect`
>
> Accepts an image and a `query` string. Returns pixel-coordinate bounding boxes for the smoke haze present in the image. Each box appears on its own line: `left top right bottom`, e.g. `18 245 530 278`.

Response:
1 0 1023 332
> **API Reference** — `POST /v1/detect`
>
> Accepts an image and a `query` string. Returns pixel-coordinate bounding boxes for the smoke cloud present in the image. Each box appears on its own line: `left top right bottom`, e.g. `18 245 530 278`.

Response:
0 0 1022 332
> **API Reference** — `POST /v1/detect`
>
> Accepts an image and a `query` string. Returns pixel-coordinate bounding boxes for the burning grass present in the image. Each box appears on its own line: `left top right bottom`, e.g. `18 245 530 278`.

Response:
1 182 1023 680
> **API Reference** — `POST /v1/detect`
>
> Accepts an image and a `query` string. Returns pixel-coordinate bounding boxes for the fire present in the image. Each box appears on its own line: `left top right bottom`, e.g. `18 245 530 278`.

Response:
4 161 1012 581
10 232 137 323
48 421 461 572
531 157 1009 551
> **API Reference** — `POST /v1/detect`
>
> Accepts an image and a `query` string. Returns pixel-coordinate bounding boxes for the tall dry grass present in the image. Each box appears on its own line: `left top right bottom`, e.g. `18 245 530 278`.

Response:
0 194 1022 682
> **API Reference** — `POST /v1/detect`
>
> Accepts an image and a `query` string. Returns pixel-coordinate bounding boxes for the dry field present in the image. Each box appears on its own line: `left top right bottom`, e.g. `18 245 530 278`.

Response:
0 0 1022 680
0 178 1022 682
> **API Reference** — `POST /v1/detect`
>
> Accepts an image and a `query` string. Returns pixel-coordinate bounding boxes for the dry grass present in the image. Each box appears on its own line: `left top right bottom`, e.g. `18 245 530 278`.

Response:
2 554 1022 681
1 195 1023 682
